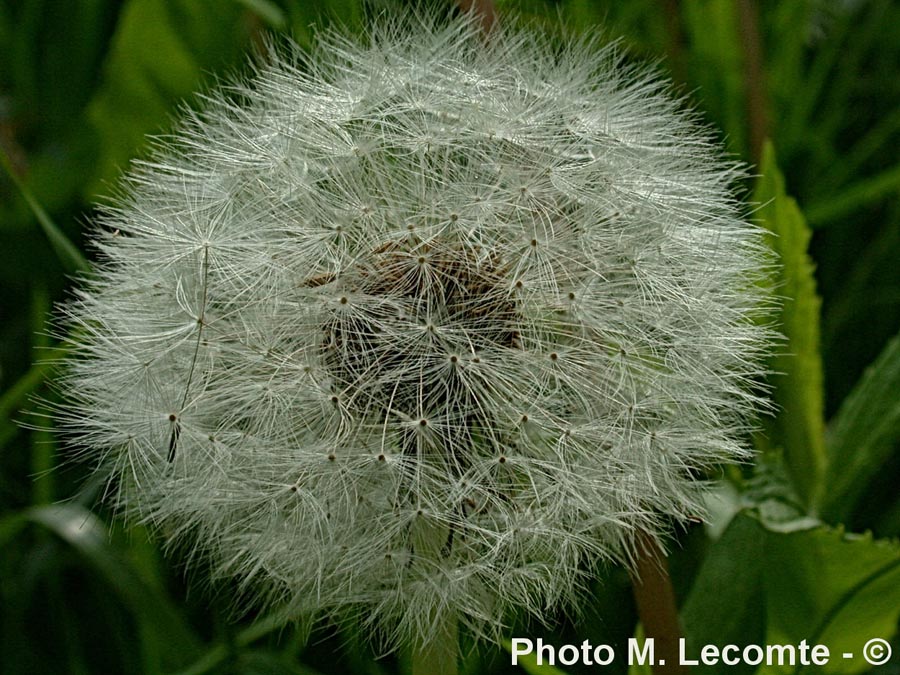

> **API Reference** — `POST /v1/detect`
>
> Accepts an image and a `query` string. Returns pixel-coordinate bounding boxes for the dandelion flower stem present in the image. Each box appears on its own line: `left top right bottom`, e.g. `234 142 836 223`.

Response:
630 532 689 675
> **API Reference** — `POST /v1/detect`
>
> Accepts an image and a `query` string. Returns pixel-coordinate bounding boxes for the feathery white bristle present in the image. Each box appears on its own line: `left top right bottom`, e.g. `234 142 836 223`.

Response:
55 9 775 649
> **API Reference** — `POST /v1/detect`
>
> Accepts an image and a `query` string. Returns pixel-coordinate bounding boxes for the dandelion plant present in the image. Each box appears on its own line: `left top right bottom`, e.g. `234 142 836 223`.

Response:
56 6 773 673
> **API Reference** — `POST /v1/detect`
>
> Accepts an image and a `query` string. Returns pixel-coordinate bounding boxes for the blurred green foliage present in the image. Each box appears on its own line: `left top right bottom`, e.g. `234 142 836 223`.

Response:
1 1 899 674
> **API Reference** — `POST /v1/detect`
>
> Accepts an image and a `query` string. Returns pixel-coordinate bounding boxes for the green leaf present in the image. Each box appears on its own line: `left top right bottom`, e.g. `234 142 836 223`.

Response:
681 513 767 675
84 0 200 196
764 2 811 140
0 511 29 550
0 147 90 274
759 518 900 675
753 141 827 509
231 0 287 29
0 342 67 452
23 0 120 140
682 510 900 675
172 612 292 675
820 109 900 190
25 504 203 672
502 638 572 675
0 352 61 423
810 0 895 161
776 0 846 152
285 0 362 50
681 0 746 156
83 0 251 197
564 0 605 31
806 164 900 226
822 329 900 521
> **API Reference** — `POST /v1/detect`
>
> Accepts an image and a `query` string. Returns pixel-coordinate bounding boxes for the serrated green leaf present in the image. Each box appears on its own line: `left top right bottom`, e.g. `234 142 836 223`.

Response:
753 141 827 509
823 329 900 521
681 511 900 674
758 517 900 675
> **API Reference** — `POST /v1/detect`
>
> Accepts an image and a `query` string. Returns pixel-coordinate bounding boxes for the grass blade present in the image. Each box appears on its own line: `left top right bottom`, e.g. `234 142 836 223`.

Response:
0 146 89 274
806 164 900 227
822 329 900 521
27 504 203 670
231 0 287 29
753 142 827 509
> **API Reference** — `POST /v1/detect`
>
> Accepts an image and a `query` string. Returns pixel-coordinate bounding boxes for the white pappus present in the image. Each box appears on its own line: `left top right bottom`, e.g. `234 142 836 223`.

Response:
55 8 775 652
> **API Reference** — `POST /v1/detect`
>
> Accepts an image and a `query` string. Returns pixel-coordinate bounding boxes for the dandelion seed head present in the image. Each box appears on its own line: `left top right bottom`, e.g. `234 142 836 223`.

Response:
56 8 774 649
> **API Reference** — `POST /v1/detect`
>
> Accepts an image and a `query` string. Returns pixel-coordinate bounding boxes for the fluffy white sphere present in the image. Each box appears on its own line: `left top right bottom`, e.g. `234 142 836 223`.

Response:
59 10 772 647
